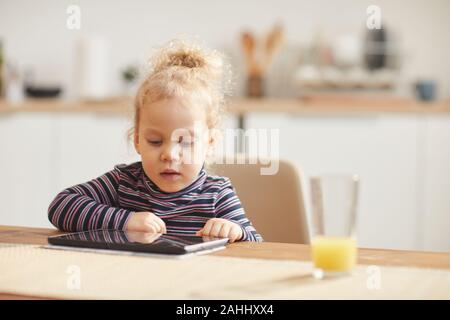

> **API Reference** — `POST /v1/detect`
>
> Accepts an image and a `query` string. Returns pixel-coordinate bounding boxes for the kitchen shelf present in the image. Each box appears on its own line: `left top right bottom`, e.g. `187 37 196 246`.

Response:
1 95 449 115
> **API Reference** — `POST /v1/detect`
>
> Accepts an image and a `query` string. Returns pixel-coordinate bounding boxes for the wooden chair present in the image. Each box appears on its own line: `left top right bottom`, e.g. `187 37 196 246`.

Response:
210 158 310 244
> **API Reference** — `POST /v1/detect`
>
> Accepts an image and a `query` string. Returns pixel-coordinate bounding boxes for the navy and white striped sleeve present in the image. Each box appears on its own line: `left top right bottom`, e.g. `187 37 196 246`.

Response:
214 179 263 242
47 167 133 232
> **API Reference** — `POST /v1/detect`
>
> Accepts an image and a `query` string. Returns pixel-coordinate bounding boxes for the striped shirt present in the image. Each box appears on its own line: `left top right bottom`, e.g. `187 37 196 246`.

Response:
48 162 263 242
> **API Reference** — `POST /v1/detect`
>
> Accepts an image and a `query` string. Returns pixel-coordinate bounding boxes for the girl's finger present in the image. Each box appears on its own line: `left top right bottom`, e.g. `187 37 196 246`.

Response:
146 220 161 233
143 223 157 234
153 220 163 233
210 221 223 238
228 228 241 243
155 217 166 233
201 220 214 236
219 224 231 238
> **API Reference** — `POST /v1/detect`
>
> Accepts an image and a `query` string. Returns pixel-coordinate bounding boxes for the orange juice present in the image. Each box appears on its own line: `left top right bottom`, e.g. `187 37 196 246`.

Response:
311 236 357 272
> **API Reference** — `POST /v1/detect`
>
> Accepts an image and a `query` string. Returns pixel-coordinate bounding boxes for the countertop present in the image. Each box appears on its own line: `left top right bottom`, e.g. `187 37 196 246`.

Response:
1 95 450 115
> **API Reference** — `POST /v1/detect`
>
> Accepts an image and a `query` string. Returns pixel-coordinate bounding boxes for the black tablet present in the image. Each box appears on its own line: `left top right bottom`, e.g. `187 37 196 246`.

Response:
47 229 229 255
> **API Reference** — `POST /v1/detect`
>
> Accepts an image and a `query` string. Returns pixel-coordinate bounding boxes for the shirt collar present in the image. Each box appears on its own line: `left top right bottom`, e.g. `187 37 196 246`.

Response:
142 165 207 200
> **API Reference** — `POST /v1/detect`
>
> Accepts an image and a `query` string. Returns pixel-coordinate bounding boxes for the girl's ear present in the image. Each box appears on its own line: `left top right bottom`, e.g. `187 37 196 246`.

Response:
134 129 141 155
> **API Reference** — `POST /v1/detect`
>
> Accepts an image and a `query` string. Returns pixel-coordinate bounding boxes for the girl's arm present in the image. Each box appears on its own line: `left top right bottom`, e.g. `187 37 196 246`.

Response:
47 168 133 232
215 181 263 242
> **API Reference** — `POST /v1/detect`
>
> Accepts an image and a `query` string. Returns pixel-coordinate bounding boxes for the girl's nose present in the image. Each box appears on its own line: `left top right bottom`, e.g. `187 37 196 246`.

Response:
160 143 181 162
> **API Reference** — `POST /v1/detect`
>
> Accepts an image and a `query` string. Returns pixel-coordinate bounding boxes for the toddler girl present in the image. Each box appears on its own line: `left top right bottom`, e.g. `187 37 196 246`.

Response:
48 40 262 243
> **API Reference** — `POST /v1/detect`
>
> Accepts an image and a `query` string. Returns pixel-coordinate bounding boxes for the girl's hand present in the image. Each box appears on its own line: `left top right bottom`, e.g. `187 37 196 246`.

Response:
125 211 167 234
195 218 243 243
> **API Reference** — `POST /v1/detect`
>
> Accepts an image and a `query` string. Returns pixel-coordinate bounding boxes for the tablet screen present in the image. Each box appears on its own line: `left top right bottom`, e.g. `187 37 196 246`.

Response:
48 230 229 255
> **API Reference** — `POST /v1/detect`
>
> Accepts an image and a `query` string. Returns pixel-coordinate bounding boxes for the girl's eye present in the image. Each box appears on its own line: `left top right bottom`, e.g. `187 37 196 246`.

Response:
147 140 162 146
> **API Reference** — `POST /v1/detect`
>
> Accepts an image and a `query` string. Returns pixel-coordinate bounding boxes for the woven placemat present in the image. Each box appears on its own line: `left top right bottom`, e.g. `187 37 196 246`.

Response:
0 243 449 299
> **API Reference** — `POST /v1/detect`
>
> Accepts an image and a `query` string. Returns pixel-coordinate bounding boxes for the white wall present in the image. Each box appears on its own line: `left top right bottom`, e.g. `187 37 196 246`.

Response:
1 0 449 99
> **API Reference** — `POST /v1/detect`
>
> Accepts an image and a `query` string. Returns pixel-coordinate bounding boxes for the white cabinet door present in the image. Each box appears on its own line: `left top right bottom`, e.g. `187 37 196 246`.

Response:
245 112 420 250
0 113 56 228
56 113 140 190
422 115 450 252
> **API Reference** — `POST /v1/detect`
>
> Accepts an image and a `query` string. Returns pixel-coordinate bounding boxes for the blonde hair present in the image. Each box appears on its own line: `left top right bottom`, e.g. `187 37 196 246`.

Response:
132 39 232 139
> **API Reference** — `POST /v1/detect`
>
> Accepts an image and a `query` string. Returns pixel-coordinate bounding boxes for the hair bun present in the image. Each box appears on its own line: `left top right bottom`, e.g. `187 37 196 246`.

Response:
167 50 205 69
152 40 209 72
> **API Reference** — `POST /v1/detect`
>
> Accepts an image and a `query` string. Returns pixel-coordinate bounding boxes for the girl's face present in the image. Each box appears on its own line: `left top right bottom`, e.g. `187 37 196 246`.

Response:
134 97 213 193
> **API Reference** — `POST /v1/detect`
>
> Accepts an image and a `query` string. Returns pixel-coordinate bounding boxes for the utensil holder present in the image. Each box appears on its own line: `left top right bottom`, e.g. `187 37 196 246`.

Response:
246 74 265 98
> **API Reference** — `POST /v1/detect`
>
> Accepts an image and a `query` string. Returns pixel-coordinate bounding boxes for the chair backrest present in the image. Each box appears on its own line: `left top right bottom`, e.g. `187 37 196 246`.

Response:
210 158 310 244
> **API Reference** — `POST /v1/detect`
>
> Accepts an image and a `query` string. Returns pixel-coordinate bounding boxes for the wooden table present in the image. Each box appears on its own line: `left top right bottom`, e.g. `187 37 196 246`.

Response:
1 225 449 300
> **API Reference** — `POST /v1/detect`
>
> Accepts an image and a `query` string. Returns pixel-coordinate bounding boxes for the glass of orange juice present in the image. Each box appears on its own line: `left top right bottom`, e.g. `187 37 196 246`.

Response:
310 175 359 279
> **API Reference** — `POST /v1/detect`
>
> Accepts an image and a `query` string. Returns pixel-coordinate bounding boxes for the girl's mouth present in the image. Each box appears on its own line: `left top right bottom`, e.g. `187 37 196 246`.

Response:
160 169 182 181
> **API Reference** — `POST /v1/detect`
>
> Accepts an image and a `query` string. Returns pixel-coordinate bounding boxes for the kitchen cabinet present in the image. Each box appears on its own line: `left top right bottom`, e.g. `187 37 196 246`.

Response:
0 113 56 228
422 116 450 252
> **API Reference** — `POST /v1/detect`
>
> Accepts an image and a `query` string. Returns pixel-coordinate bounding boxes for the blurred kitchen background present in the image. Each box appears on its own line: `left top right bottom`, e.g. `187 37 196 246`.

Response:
0 0 449 252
